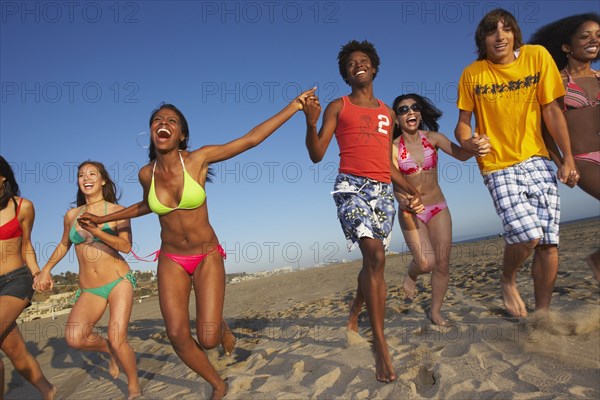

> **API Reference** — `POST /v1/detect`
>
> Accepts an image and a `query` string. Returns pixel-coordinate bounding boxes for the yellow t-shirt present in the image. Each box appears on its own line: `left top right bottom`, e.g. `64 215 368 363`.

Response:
457 45 565 173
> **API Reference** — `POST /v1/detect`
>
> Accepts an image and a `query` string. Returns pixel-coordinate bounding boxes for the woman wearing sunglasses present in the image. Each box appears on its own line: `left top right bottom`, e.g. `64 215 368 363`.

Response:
392 93 490 326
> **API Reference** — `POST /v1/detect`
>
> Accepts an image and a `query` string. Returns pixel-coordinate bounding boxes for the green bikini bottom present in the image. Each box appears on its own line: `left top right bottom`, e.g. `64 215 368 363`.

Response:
73 271 137 302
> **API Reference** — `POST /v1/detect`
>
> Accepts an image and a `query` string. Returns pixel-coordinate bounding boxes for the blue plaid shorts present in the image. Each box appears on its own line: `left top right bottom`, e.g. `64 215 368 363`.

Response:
483 157 560 245
332 173 396 251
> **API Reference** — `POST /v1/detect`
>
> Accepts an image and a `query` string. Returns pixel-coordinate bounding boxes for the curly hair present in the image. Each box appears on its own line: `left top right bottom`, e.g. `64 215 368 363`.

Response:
0 155 20 211
337 40 380 85
529 13 600 70
75 161 119 207
392 93 442 139
475 9 523 61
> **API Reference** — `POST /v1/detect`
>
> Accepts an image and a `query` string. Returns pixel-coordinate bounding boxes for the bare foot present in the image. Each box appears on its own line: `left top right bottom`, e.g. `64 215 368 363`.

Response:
373 340 396 383
428 310 449 327
42 384 57 400
402 271 417 300
501 280 527 318
210 379 228 400
128 380 142 400
221 321 236 356
108 354 120 379
586 252 600 283
346 299 361 332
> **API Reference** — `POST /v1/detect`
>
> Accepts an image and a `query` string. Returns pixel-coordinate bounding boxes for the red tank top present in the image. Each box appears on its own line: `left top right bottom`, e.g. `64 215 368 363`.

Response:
335 96 392 183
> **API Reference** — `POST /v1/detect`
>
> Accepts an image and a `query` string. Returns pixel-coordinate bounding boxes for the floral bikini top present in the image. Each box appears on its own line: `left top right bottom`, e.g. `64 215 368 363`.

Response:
563 69 600 110
397 131 438 175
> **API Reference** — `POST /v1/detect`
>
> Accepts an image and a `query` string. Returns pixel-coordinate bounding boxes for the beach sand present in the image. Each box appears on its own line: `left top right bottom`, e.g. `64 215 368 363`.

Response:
4 218 599 399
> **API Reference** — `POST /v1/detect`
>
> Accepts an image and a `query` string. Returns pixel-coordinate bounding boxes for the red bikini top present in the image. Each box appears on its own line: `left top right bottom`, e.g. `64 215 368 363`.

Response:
0 198 24 240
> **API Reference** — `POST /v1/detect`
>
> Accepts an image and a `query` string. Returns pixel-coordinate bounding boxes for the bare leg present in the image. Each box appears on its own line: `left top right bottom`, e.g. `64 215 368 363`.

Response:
574 159 600 283
427 209 452 327
347 269 364 333
531 244 558 311
65 293 119 377
399 213 434 301
574 158 600 201
358 238 396 383
586 248 600 283
158 254 227 400
1 296 55 400
221 320 236 356
106 279 141 399
502 241 538 318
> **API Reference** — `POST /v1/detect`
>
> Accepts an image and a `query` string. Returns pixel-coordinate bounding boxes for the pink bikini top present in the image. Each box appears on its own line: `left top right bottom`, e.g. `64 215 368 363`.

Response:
397 131 438 175
563 69 600 111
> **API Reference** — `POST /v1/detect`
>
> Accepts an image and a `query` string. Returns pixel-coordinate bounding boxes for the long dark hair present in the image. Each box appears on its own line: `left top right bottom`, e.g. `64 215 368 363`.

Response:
0 155 20 211
392 93 442 139
75 161 119 207
475 9 523 61
530 13 600 70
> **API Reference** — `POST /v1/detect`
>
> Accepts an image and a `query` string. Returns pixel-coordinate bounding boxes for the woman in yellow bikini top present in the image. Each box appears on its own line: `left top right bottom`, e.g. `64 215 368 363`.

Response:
78 89 316 400
148 151 205 216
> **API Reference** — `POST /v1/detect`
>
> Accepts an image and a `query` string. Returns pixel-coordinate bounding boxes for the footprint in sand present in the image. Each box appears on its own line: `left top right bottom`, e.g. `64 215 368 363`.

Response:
345 329 369 348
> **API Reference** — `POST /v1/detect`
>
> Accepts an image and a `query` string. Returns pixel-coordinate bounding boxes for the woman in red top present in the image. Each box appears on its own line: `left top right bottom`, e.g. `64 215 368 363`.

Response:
0 155 55 399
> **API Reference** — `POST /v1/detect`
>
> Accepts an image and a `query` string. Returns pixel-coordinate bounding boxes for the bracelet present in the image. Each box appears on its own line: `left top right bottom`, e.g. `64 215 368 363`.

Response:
33 271 41 277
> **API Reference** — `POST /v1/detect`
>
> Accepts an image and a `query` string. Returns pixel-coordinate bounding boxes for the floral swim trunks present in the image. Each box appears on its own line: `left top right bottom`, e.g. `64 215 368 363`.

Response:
332 173 396 251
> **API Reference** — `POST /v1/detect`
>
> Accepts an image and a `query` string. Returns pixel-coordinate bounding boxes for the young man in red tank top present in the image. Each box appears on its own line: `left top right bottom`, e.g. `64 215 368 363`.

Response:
302 40 423 383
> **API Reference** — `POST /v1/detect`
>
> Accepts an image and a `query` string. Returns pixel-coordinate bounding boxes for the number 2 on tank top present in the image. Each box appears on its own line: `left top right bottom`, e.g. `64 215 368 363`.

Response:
377 114 390 134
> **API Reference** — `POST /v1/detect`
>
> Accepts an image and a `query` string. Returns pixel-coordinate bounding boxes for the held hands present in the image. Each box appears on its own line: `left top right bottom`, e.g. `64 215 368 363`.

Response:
463 132 491 157
557 158 580 188
78 212 101 228
33 269 54 292
78 215 100 235
294 87 318 110
396 192 425 214
298 88 321 126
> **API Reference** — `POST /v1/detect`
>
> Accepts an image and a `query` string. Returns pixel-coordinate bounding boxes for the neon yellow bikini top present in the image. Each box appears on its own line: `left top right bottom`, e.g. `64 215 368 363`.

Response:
148 152 206 216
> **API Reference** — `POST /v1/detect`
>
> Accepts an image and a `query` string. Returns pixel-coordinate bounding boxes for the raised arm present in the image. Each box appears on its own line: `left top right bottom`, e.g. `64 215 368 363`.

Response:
197 88 315 165
34 210 74 291
541 100 579 187
305 97 340 163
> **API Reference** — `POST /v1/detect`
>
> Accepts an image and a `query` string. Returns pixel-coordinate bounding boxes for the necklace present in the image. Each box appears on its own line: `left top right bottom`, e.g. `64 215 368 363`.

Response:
85 198 105 207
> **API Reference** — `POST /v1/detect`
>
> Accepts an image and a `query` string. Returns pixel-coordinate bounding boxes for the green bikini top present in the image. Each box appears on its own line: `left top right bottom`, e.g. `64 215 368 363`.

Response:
148 152 206 216
69 201 117 245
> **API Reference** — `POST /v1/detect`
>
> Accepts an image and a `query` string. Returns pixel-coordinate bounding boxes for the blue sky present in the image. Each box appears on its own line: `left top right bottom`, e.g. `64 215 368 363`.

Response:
2 0 599 275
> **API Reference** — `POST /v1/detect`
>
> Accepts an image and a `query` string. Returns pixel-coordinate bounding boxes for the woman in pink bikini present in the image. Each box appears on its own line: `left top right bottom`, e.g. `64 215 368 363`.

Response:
78 89 315 400
392 94 490 326
530 13 600 281
0 156 55 399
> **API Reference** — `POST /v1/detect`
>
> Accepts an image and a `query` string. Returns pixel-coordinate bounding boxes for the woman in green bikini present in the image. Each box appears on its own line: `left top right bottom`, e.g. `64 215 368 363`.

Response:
34 161 141 400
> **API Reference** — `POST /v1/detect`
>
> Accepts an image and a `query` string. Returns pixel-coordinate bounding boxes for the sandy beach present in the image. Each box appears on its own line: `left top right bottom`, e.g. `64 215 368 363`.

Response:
4 217 599 399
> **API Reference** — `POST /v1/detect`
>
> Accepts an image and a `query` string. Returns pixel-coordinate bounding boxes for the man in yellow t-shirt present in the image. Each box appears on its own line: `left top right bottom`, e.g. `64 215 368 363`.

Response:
455 9 579 318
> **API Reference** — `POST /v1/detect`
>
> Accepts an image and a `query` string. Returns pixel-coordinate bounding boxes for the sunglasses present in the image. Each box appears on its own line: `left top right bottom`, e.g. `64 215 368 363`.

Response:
396 103 421 116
